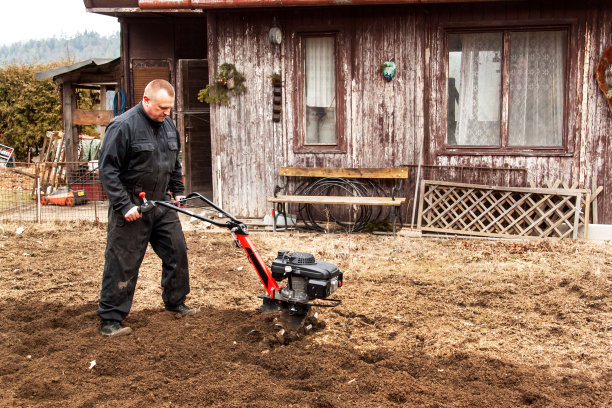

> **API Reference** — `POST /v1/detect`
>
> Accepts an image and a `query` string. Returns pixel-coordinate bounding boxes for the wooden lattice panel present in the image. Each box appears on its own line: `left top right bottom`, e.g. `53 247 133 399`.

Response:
417 181 591 239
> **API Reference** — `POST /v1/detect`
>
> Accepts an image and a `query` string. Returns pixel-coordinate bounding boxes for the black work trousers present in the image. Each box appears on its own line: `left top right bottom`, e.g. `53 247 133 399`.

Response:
97 204 189 322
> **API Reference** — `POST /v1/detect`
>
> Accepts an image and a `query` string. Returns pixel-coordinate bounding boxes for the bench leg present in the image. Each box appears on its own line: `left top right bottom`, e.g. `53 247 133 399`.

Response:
273 203 287 233
393 207 397 235
272 206 277 233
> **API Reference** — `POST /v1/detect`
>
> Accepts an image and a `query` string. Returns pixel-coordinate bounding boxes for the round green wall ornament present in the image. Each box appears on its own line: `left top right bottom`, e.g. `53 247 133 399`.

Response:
381 60 396 82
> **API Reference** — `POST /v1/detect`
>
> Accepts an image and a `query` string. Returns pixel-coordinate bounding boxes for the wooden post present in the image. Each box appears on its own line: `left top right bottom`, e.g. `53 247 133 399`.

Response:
62 80 74 163
99 85 107 140
62 79 79 183
591 175 598 224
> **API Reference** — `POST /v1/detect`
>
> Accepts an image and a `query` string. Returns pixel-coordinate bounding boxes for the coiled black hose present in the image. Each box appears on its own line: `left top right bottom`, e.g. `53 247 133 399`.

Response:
289 177 401 233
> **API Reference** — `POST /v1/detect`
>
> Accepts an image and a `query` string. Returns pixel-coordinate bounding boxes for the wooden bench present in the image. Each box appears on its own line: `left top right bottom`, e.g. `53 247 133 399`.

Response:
268 167 409 233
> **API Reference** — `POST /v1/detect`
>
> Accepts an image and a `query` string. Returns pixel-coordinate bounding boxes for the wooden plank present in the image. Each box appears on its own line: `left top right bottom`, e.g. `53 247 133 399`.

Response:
587 183 603 225
421 226 541 240
572 194 581 239
583 191 591 238
417 179 426 229
423 180 589 196
269 195 405 206
72 109 113 126
280 167 409 179
100 85 107 140
8 168 36 179
40 132 50 163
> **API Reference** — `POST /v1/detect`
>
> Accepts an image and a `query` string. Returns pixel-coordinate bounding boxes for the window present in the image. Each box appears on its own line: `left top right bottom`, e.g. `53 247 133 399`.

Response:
295 33 345 153
305 36 336 144
132 59 171 105
447 29 567 151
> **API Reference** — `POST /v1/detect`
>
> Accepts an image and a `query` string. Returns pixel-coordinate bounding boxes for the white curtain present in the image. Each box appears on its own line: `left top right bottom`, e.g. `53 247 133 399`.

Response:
508 31 565 146
453 33 502 146
305 37 336 144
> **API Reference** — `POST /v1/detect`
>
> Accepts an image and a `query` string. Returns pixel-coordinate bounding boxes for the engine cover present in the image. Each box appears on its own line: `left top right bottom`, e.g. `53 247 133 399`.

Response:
271 251 343 301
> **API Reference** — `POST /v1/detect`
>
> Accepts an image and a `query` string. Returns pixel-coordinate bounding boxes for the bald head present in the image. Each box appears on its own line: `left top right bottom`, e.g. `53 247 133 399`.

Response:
142 79 175 122
144 79 175 99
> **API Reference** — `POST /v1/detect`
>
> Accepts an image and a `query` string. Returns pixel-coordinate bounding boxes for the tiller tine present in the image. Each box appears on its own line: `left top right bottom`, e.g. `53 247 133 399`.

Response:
259 296 311 331
279 309 310 331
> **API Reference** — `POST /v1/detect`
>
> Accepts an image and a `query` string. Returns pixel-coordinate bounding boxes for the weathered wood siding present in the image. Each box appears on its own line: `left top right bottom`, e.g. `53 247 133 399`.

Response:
207 1 612 221
427 0 612 223
584 0 612 224
208 7 426 217
121 17 207 106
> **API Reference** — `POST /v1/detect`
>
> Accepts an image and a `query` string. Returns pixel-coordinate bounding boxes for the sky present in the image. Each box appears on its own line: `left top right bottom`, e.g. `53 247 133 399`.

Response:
0 0 119 46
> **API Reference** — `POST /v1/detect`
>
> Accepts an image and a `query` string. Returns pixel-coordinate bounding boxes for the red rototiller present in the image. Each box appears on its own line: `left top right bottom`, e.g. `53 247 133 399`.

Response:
140 192 343 323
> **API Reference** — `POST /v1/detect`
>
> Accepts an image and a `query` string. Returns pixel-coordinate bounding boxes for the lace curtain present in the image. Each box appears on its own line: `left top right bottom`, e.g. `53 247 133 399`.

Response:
449 33 502 146
305 37 336 144
448 30 566 147
509 31 566 146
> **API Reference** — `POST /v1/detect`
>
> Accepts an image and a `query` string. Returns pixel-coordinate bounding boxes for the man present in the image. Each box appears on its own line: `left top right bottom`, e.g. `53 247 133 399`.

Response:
97 79 198 337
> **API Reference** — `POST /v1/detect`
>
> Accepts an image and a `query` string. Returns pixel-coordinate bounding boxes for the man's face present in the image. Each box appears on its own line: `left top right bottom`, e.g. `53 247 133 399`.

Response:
143 89 174 122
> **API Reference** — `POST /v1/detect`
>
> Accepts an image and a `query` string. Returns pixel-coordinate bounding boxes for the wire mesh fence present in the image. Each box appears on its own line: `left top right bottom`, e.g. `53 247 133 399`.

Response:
0 163 109 223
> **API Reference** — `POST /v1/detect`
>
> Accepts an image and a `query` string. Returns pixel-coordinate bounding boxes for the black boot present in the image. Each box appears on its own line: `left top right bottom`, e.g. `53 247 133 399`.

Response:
100 319 132 336
164 303 200 316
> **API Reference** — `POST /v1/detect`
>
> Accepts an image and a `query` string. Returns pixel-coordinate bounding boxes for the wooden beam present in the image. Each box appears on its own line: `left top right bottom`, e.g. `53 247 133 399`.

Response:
8 168 36 179
279 167 409 179
99 85 107 140
423 180 589 196
62 80 75 163
72 109 113 126
269 195 406 206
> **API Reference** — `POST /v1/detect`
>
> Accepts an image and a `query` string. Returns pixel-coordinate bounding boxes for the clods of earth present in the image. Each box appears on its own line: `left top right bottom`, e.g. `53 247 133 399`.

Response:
0 222 610 407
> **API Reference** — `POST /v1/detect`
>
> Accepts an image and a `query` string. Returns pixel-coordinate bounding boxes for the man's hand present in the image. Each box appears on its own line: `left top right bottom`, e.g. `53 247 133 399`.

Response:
174 195 186 208
124 206 142 222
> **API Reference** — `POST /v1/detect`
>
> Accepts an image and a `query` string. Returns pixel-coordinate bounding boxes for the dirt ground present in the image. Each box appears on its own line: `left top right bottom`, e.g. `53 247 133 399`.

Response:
0 221 610 407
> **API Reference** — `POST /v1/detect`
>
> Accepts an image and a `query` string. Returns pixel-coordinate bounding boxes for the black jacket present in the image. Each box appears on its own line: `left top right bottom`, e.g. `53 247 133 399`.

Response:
99 102 184 216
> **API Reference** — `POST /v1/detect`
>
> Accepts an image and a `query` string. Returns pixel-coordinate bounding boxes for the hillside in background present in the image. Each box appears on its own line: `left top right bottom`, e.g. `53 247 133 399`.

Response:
0 31 119 66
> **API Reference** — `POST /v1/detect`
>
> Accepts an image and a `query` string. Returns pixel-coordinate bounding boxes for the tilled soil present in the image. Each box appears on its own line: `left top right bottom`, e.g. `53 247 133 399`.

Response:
0 222 610 407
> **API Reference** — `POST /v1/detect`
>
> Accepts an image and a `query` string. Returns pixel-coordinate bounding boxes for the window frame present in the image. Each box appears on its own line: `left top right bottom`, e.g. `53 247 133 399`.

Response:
441 23 573 157
294 31 346 154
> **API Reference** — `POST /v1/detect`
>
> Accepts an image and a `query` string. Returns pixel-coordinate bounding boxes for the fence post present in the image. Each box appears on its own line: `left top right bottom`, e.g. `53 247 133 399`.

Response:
17 178 22 221
36 177 41 224
94 198 98 223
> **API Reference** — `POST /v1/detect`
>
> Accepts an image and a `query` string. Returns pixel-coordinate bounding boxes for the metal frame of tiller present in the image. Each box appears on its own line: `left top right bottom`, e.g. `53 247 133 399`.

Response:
140 192 342 316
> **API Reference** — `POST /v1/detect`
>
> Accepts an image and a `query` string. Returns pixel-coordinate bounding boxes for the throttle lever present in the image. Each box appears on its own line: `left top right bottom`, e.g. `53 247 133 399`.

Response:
138 192 156 214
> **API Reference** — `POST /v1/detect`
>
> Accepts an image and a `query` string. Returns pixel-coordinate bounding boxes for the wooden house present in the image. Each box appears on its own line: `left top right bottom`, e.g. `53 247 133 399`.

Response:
85 0 612 223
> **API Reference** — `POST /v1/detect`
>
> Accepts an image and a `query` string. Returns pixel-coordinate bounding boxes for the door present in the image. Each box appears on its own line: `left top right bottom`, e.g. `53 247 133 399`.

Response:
178 59 212 198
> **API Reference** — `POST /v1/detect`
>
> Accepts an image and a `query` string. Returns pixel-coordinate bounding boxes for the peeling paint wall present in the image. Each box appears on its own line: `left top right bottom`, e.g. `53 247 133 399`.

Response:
207 1 612 221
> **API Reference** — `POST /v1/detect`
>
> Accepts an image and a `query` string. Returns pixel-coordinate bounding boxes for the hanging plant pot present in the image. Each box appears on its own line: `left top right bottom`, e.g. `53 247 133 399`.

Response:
596 44 612 113
381 60 396 82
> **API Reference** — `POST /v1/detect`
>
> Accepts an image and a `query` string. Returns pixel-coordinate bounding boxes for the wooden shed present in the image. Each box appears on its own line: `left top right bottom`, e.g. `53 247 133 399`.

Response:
35 58 121 166
86 0 612 223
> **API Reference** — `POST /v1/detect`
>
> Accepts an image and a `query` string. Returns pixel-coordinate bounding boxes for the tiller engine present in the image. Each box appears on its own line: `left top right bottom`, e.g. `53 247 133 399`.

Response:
140 192 343 325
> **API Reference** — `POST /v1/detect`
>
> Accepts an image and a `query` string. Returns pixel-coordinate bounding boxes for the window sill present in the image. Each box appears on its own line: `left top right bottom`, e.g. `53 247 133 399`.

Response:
294 146 347 154
439 148 573 157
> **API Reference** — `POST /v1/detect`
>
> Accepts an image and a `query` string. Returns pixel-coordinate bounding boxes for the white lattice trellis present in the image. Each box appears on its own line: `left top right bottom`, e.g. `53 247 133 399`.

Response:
417 181 590 239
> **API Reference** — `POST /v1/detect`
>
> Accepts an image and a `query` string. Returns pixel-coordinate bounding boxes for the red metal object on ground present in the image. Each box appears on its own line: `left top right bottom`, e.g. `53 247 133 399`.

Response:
40 190 88 207
70 183 107 202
